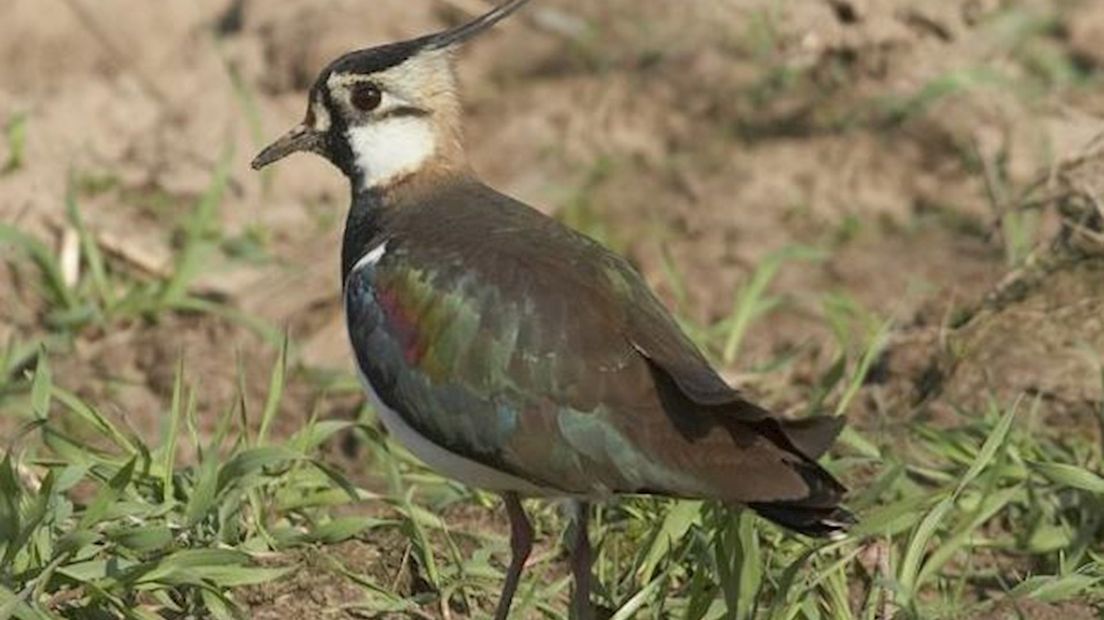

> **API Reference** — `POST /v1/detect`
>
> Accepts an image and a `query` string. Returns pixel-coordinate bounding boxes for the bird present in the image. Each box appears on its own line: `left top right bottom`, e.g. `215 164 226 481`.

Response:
251 1 854 618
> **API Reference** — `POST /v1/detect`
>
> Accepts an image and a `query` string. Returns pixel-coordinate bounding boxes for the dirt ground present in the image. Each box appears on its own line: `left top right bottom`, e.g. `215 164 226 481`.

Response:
3 0 1104 617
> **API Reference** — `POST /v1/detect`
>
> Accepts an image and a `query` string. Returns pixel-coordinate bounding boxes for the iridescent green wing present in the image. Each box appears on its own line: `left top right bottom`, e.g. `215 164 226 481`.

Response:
345 182 844 503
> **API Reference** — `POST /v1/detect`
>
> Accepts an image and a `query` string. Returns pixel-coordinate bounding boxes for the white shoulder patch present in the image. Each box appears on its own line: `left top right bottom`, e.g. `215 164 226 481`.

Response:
351 241 388 274
347 116 436 189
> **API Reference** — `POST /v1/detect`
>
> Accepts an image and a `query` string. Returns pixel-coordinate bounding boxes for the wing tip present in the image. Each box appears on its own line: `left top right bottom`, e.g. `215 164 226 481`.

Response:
748 502 857 539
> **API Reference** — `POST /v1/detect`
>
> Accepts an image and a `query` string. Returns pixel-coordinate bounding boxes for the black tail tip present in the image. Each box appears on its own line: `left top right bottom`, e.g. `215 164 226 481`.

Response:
748 503 857 539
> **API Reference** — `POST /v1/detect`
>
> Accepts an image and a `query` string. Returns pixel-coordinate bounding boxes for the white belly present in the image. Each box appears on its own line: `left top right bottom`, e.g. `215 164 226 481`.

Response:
354 370 554 496
345 246 555 496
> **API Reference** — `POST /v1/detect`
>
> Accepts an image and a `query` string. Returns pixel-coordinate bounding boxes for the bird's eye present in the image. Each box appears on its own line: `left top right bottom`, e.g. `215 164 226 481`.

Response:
350 82 382 112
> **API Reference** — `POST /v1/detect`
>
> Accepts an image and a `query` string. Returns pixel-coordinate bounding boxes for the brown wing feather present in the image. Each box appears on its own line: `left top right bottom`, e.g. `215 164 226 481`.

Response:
377 179 848 514
623 274 847 462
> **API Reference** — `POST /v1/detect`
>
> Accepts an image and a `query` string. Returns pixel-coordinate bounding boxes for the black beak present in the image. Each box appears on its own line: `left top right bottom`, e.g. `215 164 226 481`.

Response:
252 123 325 170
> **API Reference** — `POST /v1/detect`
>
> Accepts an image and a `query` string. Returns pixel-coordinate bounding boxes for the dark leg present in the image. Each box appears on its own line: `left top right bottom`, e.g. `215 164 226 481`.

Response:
494 492 533 620
569 501 593 620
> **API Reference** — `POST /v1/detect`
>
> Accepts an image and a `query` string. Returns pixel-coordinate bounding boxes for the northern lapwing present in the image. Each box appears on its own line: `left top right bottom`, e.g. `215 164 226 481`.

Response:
252 1 854 617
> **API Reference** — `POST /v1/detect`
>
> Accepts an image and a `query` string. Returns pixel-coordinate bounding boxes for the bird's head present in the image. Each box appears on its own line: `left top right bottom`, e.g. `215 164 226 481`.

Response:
252 0 531 190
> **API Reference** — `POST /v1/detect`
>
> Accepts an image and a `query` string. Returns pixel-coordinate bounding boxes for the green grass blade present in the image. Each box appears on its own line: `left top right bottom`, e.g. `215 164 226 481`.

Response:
256 336 287 446
1011 573 1101 603
216 445 302 493
161 146 233 304
915 486 1019 586
722 245 824 363
637 500 701 583
185 451 220 527
3 112 27 173
0 224 76 310
29 350 51 419
106 524 174 552
52 386 138 456
160 359 185 506
65 176 114 310
610 571 669 620
897 497 952 603
0 453 22 562
834 317 892 417
955 399 1020 494
1031 462 1104 494
78 457 137 529
0 583 51 620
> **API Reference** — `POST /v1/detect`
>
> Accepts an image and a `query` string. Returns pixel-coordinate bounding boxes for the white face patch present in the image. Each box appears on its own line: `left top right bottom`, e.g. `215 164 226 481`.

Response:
310 98 331 133
346 116 436 190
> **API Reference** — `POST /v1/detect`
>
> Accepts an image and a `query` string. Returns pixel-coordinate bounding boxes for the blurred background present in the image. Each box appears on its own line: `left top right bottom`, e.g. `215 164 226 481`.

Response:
3 0 1104 618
